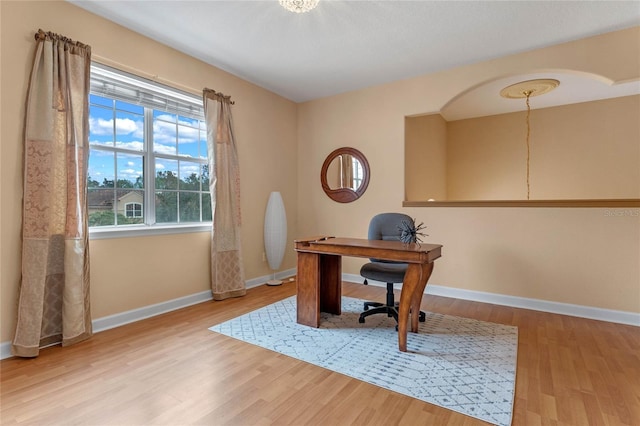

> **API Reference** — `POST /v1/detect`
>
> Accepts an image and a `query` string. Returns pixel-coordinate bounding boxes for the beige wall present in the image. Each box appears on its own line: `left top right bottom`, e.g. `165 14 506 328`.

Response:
530 96 640 199
405 114 448 201
1 3 638 346
298 27 640 313
447 112 525 200
410 95 640 200
1 1 298 342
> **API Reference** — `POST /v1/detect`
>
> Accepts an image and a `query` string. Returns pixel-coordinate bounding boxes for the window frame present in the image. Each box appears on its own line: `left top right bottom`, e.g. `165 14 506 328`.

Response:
87 63 212 240
124 202 143 218
351 156 363 189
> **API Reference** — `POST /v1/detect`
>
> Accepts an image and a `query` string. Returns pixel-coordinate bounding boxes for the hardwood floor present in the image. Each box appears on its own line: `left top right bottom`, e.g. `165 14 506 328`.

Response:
1 281 639 425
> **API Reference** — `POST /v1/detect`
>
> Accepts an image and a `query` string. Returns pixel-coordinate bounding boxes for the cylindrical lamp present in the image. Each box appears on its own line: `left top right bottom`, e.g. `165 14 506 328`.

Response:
264 191 287 286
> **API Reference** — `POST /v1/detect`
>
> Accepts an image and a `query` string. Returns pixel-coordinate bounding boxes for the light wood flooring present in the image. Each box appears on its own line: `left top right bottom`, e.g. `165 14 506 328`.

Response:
1 281 639 425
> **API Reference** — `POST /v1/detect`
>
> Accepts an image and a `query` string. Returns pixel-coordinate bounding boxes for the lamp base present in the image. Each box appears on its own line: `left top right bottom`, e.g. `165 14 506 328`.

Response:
266 279 283 286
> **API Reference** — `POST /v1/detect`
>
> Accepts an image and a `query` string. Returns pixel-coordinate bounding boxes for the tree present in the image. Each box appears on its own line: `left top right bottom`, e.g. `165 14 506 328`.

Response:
116 179 133 189
89 210 115 226
155 191 177 223
155 171 178 190
181 173 200 191
88 210 143 226
88 168 209 225
87 175 100 188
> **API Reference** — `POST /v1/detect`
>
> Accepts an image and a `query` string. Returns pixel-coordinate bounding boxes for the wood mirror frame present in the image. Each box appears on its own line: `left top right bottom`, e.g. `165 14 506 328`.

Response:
320 147 370 203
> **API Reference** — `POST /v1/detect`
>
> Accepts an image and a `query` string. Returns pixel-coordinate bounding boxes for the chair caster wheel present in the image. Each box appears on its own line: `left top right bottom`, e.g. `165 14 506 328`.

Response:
359 317 365 324
419 312 426 322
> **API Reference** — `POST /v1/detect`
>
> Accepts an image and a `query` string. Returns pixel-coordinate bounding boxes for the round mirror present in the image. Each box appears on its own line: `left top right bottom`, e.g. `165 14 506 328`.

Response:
321 147 370 203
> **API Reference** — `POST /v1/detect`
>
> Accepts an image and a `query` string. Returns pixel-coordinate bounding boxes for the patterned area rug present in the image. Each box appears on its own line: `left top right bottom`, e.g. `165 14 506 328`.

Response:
209 296 517 425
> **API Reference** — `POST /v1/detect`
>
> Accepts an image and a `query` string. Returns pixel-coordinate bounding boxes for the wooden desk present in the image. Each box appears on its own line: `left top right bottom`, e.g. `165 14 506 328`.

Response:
294 237 443 352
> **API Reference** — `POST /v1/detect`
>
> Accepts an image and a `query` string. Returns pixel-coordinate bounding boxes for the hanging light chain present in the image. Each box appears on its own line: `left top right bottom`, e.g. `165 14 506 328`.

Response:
523 90 533 200
500 79 559 201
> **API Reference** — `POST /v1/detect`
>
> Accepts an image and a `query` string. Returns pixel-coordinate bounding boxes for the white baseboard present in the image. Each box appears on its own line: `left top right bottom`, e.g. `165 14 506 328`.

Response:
245 268 296 289
343 273 640 327
92 290 214 333
4 270 635 360
1 291 214 360
1 268 297 360
0 342 11 360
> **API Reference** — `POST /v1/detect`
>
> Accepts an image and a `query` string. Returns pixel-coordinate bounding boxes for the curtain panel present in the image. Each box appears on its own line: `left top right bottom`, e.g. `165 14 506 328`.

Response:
12 30 92 357
341 154 354 189
203 89 246 300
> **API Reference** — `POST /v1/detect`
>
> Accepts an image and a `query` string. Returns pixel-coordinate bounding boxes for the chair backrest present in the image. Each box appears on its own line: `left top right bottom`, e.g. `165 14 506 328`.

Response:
368 213 414 263
368 212 414 241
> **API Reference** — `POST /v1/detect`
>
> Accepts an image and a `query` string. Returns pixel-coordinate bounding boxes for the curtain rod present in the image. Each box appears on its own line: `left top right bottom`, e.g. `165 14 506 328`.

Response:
35 29 89 48
36 34 236 105
92 54 206 100
203 88 235 105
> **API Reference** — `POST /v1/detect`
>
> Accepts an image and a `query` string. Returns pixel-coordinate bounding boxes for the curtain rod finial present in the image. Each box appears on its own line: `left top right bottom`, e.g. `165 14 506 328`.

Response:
203 88 235 105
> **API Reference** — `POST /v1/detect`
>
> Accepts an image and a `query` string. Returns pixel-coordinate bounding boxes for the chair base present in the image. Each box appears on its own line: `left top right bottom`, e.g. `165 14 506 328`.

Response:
360 303 398 322
358 281 426 327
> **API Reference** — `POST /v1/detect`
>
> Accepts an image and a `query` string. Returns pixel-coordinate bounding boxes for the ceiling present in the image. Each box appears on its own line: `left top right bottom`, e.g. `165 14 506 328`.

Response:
69 0 640 107
441 71 640 121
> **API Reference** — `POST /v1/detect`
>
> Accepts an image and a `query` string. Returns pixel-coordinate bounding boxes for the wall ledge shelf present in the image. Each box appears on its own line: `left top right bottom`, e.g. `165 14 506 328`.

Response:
403 199 640 208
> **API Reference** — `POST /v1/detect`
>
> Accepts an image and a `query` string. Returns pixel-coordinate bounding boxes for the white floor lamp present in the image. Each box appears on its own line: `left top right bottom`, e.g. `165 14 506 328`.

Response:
264 191 287 286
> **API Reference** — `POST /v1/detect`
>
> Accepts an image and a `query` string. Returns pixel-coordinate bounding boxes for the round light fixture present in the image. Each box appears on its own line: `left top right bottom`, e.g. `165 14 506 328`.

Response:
500 79 560 99
279 0 319 13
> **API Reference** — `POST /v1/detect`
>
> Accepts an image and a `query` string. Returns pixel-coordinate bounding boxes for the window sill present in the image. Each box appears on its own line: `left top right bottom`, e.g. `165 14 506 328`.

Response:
89 223 212 240
402 199 640 208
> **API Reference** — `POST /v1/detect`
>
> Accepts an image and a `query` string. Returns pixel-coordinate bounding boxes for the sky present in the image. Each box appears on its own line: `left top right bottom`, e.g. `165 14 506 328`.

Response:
88 94 207 188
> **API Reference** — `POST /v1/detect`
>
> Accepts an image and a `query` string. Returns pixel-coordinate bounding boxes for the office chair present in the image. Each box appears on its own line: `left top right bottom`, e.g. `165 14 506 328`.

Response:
358 213 426 327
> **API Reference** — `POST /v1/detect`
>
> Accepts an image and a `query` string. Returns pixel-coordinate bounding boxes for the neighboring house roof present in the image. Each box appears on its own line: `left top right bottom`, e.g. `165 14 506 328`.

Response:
87 188 142 209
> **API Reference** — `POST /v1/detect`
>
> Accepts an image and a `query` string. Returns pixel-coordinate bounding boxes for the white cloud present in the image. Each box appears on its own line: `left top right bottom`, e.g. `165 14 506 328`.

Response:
90 115 202 158
90 117 143 137
116 118 140 135
119 168 142 180
153 144 178 156
153 119 199 145
117 141 144 151
155 114 175 122
180 164 201 176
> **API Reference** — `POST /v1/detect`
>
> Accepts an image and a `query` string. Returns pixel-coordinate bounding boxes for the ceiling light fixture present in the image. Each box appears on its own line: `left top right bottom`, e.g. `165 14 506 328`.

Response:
500 79 560 200
279 0 319 13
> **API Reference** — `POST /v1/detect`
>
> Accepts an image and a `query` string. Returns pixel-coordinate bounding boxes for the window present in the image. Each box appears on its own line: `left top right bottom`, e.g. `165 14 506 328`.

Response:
352 156 363 189
125 202 143 218
87 63 211 232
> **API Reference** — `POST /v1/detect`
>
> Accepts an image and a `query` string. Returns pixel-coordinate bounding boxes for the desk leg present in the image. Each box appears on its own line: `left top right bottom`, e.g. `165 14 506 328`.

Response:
320 254 341 315
410 263 434 332
296 252 341 327
397 262 435 352
296 252 321 327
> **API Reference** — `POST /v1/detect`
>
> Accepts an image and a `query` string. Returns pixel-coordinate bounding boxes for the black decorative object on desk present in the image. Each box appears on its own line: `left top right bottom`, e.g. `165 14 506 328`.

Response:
398 218 427 245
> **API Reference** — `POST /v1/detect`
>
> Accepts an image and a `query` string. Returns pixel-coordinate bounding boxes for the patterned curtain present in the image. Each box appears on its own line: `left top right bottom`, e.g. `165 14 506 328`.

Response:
341 154 354 189
13 30 92 357
203 89 246 300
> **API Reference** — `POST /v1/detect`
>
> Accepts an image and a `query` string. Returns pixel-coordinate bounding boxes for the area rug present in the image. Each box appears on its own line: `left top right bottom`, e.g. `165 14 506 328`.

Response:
209 296 517 426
